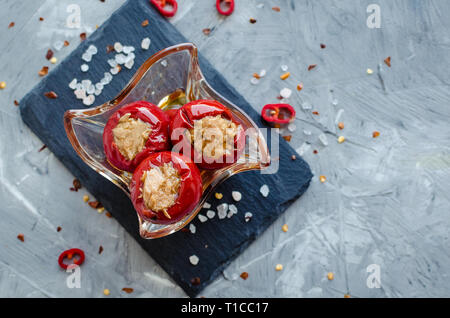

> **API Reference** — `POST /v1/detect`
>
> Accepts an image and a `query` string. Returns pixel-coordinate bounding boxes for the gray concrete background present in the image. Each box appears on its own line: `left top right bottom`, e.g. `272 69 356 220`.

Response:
1 0 450 297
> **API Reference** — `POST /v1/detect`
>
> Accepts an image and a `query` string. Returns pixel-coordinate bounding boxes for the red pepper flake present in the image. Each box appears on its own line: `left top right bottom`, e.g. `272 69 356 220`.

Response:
291 155 297 161
202 28 211 35
122 287 134 294
297 83 303 91
253 73 261 79
38 66 49 77
384 56 391 67
45 49 54 60
88 201 102 209
320 43 326 49
141 19 149 27
283 135 292 142
272 6 281 12
38 144 47 152
17 233 25 242
313 149 318 154
44 91 58 99
308 64 317 71
14 100 19 106
39 17 44 21
191 277 201 286
57 226 62 232
80 32 87 41
249 18 257 24
98 245 104 254
312 111 319 115
8 22 15 28
106 44 114 53
105 211 112 218
372 131 381 138
180 227 190 233
72 178 82 191
240 272 249 280
64 40 70 47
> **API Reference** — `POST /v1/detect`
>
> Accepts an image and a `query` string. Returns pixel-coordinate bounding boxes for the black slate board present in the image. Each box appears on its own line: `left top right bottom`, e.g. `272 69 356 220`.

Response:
19 0 312 297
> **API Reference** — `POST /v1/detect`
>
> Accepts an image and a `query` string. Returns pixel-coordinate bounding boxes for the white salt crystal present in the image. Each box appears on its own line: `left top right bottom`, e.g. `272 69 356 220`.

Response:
259 69 266 77
301 101 312 110
81 79 91 90
203 202 211 209
245 212 253 222
250 77 259 85
218 209 227 220
303 130 312 136
229 204 238 215
87 84 95 95
281 64 289 72
114 42 123 53
227 211 234 218
80 64 89 72
206 210 216 219
95 82 104 90
123 46 135 54
107 59 117 67
217 203 228 215
260 184 270 197
83 94 95 106
141 37 151 50
110 65 121 75
335 108 344 124
280 88 292 99
287 123 297 132
125 52 135 63
189 224 196 234
198 214 208 223
53 41 64 51
74 88 86 100
115 53 127 65
81 52 92 62
87 45 98 55
68 78 77 90
331 98 338 106
124 59 134 70
256 3 264 9
296 142 310 156
160 60 168 67
189 255 199 266
104 72 113 83
318 133 329 146
94 88 102 96
232 191 242 202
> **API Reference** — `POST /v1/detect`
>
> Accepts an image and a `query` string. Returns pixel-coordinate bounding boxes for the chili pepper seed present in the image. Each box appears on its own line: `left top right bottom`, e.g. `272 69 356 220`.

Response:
275 264 283 271
50 57 58 64
0 81 6 89
338 136 346 144
103 289 110 296
215 192 223 200
83 195 89 202
338 122 345 130
282 224 288 232
367 68 374 75
280 72 290 80
319 175 327 183
327 272 334 280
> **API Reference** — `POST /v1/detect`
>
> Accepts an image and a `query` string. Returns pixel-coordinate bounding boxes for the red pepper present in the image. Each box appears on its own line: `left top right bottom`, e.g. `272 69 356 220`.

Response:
170 100 245 170
261 103 296 125
58 248 85 270
216 0 235 16
150 0 178 18
103 101 171 172
130 151 202 224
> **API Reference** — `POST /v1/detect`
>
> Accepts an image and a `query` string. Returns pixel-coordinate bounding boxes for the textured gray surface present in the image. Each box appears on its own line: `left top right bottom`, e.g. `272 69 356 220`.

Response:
1 0 450 298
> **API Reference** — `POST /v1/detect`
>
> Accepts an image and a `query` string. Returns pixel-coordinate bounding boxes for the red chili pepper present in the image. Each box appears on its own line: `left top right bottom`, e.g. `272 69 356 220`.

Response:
170 100 246 170
130 151 202 224
216 0 235 16
103 101 171 172
150 0 178 18
261 104 296 125
58 248 85 270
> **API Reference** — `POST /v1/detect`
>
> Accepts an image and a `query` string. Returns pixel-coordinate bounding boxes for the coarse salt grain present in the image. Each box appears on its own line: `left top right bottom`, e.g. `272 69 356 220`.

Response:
83 94 95 106
259 69 266 77
198 214 208 223
280 88 292 99
114 42 123 53
281 65 289 72
217 203 228 215
206 210 216 219
81 52 92 62
232 191 242 202
125 59 134 70
160 60 168 67
250 77 259 85
189 255 199 266
141 37 151 50
244 212 253 222
227 211 234 218
80 64 89 72
189 223 196 234
287 123 296 132
229 204 238 215
69 79 77 89
318 133 329 146
203 202 211 209
296 142 310 156
260 184 269 197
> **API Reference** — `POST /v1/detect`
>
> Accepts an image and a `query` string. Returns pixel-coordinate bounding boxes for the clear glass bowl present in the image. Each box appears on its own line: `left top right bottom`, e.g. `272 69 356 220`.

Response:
64 43 270 239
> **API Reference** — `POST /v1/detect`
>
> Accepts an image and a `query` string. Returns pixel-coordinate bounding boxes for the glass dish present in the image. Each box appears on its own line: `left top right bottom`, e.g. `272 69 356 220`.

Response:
64 43 270 239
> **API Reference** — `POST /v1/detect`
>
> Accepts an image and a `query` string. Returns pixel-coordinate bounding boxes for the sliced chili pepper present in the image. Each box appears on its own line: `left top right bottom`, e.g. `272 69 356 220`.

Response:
150 0 178 18
261 104 296 125
58 248 85 270
216 0 235 16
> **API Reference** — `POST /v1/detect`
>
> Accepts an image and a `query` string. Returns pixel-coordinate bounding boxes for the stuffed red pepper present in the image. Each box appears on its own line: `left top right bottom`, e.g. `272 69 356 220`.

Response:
130 151 202 224
103 101 171 172
170 100 245 169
